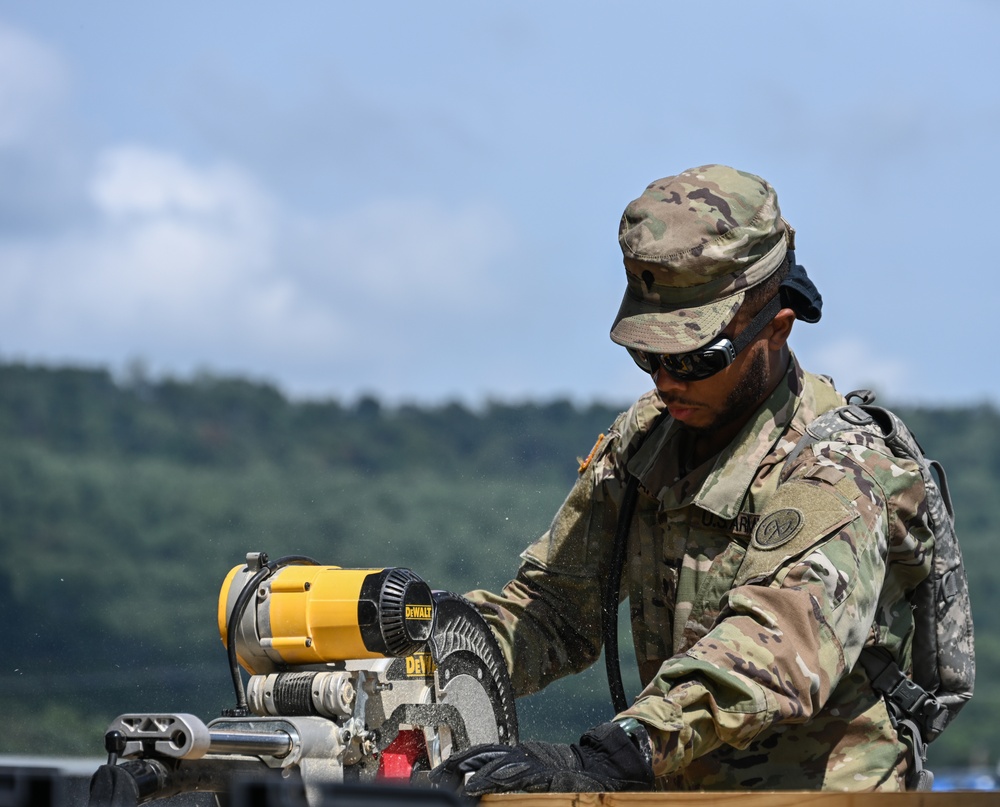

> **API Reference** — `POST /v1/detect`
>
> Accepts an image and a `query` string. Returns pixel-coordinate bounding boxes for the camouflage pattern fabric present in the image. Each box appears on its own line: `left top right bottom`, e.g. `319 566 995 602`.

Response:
611 164 792 355
785 403 974 737
467 355 932 791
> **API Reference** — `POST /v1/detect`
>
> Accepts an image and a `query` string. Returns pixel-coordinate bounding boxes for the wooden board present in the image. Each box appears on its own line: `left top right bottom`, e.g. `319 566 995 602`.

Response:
481 792 999 807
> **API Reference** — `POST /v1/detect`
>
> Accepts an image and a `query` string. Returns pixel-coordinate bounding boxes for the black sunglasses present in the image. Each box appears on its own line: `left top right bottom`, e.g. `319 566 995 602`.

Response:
627 295 782 382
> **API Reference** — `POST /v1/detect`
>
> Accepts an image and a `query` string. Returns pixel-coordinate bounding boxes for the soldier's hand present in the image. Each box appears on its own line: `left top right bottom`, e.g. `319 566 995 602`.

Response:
428 722 654 795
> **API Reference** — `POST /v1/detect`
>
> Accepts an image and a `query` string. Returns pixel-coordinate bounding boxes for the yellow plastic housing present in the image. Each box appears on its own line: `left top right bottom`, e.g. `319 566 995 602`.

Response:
219 564 388 670
217 563 244 645
269 565 381 664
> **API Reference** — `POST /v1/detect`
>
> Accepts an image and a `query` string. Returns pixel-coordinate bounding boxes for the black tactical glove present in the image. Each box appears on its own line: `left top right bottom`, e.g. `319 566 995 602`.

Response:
428 721 654 796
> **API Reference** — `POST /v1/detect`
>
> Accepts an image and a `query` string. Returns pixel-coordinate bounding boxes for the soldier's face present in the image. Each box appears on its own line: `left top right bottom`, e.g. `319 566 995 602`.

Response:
653 338 770 434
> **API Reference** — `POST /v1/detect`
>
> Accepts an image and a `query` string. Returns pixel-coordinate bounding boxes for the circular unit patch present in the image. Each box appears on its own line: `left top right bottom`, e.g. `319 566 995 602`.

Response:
752 508 804 550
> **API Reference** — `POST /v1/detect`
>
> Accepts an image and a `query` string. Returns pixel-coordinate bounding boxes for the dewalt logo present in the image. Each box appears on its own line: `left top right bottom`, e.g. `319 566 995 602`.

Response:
405 653 435 677
405 604 433 620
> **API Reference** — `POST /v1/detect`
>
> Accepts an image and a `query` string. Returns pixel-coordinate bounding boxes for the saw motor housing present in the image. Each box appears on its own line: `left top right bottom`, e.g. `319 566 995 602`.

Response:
219 562 437 670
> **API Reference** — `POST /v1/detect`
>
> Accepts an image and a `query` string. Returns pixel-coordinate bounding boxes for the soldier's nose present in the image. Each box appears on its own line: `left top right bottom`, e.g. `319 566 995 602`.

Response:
654 366 688 393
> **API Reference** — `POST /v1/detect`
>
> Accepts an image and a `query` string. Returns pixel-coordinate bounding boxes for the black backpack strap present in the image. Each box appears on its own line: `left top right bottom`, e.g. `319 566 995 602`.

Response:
859 647 949 739
858 646 944 790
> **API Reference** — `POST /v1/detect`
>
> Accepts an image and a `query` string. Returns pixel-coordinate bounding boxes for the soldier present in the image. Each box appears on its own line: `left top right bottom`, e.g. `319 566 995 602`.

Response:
430 164 933 793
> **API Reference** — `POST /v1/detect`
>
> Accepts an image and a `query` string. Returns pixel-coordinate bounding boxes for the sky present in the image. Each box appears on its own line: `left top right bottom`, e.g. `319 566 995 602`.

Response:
0 2 997 407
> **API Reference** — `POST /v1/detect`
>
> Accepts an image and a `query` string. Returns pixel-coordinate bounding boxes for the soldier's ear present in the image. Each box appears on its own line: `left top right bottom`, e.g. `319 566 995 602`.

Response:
767 308 795 350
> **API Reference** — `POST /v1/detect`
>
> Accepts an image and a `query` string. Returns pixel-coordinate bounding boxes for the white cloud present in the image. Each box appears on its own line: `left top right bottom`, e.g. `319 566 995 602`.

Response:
0 146 331 370
0 140 517 397
90 147 267 224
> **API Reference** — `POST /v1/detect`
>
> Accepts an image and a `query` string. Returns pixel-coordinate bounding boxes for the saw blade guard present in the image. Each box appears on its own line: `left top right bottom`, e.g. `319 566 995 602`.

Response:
428 590 519 748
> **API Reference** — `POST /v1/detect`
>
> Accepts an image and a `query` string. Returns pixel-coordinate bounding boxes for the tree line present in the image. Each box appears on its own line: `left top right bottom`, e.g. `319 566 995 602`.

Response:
1 361 996 770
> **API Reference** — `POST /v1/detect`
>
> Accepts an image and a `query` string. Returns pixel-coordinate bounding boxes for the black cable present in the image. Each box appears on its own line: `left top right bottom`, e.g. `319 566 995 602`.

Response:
224 553 321 716
603 476 640 715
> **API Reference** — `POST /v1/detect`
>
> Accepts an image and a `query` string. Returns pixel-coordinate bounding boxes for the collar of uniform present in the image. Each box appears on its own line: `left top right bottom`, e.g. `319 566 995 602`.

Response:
627 355 806 519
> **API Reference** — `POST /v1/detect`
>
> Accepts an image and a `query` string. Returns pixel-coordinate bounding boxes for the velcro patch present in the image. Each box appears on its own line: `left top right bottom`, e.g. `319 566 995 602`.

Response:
735 481 860 587
753 508 803 549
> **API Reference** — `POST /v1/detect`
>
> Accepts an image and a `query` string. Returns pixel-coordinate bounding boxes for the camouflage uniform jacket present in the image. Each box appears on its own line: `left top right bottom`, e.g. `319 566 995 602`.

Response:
467 355 932 791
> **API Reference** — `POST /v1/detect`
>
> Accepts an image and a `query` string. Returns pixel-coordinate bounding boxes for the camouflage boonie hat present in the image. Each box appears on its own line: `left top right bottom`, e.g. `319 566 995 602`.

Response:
610 164 792 354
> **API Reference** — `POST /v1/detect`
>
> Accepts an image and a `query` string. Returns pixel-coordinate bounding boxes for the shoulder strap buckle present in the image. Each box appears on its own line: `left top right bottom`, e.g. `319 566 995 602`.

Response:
838 404 873 427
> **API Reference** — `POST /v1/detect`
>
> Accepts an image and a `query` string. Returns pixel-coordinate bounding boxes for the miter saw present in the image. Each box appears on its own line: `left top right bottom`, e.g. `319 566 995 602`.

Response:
88 552 518 806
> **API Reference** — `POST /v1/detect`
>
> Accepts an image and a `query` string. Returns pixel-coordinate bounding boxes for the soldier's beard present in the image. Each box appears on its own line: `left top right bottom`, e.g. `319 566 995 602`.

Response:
683 344 770 439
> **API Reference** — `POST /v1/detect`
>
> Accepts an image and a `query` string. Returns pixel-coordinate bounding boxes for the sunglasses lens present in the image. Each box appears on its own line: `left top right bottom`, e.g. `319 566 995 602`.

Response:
660 353 722 381
627 348 656 374
659 340 736 381
660 353 707 381
626 338 736 381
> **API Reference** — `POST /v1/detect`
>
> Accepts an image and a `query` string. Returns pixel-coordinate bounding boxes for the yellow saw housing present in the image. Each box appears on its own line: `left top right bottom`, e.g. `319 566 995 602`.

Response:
218 560 435 674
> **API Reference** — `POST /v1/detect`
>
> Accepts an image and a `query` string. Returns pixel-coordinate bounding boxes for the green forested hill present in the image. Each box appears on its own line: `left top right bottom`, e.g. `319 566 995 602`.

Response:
1 362 996 770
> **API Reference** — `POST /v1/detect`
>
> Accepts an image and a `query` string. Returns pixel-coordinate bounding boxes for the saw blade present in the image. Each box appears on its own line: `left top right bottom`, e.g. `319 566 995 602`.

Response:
427 591 519 749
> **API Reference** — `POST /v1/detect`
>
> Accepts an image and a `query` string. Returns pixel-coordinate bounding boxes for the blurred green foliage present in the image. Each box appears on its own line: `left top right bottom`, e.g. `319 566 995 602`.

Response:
0 362 995 770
